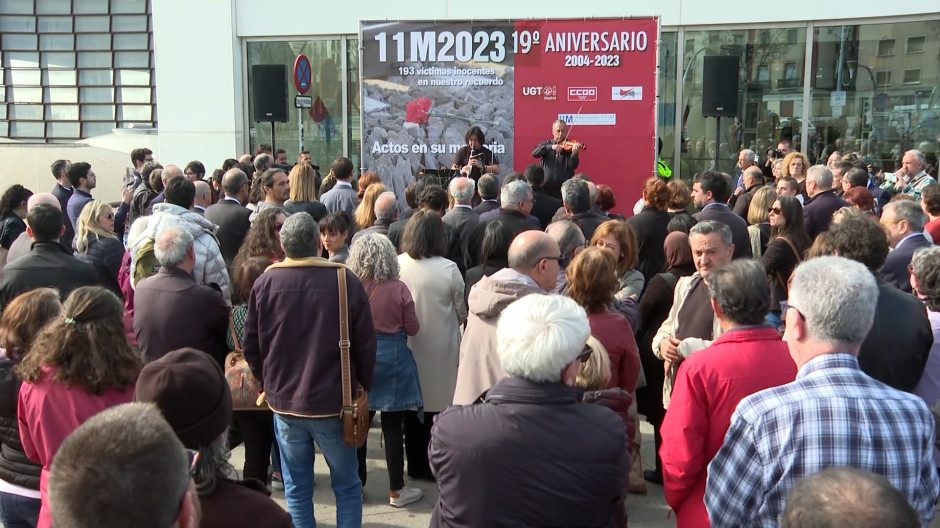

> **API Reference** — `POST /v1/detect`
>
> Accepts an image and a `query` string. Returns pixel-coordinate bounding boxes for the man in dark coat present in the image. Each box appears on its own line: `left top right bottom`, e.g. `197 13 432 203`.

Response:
880 200 933 293
466 180 538 268
49 159 75 251
731 167 764 219
559 178 607 241
204 168 252 268
826 216 933 392
531 119 581 199
525 164 563 229
442 177 480 271
802 165 848 240
431 294 627 528
692 171 752 259
133 222 229 366
350 191 397 244
0 204 101 312
471 173 500 215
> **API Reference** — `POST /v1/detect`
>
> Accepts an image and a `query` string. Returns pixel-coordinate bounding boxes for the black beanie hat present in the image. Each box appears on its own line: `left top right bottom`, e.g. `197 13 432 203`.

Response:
134 348 233 450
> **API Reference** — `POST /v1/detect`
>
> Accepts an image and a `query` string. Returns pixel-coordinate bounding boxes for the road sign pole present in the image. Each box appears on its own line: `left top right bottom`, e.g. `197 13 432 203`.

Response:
298 107 303 153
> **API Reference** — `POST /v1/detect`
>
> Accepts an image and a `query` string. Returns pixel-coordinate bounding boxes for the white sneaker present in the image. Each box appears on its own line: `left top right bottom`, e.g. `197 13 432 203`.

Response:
389 486 422 508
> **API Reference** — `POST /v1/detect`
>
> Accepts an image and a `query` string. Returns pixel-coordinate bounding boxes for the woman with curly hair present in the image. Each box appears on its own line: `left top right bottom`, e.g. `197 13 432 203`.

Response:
591 220 644 301
0 185 32 266
16 286 142 528
283 163 327 221
0 289 62 528
781 151 810 197
355 183 387 231
233 207 286 266
627 177 672 283
347 232 423 507
74 200 124 292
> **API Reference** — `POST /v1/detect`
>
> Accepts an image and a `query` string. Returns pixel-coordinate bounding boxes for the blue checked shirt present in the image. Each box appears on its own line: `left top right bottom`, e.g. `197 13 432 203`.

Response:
705 353 940 528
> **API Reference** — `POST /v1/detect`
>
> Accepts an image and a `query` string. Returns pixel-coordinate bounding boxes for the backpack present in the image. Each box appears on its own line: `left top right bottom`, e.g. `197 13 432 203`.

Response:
132 237 161 287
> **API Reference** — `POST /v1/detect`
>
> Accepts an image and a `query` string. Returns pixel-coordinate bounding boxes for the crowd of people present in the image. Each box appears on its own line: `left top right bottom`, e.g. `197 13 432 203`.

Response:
0 135 939 528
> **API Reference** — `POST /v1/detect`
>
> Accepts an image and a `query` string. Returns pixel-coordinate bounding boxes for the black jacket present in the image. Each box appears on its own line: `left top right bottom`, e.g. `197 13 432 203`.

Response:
0 242 101 313
881 234 933 294
51 184 75 251
0 357 40 490
693 203 753 259
75 235 124 296
442 206 480 271
430 377 628 528
283 200 328 222
204 199 252 267
532 141 580 199
466 209 538 268
530 187 563 230
802 190 848 240
858 276 933 392
570 210 609 241
626 206 671 283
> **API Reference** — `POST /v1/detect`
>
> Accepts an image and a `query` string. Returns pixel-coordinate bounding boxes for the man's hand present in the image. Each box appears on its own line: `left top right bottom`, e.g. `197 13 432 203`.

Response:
121 186 134 204
660 337 681 362
571 142 581 154
552 143 564 153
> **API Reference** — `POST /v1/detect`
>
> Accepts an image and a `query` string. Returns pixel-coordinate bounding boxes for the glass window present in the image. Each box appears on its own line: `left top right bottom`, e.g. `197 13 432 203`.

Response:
110 0 147 14
81 104 115 120
82 121 116 136
112 15 148 32
0 122 7 137
115 69 149 85
45 87 77 103
39 34 73 51
116 86 150 103
43 69 75 86
906 36 926 54
113 34 148 50
36 0 71 15
46 121 80 137
42 51 75 68
118 104 151 120
0 1 33 15
658 32 679 177
11 121 45 137
0 105 6 120
74 15 110 32
77 51 112 68
114 51 149 68
77 34 112 51
3 34 38 50
811 21 940 174
79 86 113 103
73 0 109 14
679 28 808 176
46 104 79 120
9 69 41 85
38 16 72 32
8 104 44 120
3 51 39 68
8 86 42 103
0 15 37 32
78 69 112 85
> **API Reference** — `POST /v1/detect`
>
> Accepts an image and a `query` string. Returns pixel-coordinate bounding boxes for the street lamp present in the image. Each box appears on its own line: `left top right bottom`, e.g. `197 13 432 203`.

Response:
845 60 877 154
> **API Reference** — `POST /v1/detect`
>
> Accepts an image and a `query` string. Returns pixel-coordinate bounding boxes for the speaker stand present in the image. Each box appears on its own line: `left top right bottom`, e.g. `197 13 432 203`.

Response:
714 116 720 171
270 121 276 154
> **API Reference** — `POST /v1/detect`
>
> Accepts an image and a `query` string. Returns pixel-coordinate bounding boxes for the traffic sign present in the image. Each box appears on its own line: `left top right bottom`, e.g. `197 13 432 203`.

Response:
293 54 311 95
294 95 312 108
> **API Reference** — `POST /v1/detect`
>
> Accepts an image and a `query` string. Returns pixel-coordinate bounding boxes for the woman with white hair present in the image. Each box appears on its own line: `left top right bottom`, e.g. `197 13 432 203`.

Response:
347 232 424 508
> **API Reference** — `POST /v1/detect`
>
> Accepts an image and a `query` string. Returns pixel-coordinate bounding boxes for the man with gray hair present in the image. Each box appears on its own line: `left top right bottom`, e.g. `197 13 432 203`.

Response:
204 168 251 268
443 177 480 270
472 173 500 214
5 192 63 265
133 221 229 365
882 149 937 201
147 164 183 214
253 153 272 178
731 166 764 219
660 260 797 527
559 178 607 240
653 220 734 408
454 230 561 404
781 467 920 528
351 191 398 244
881 199 932 293
802 164 848 239
705 256 940 528
431 294 627 527
467 179 537 268
545 219 585 294
48 403 201 528
243 212 376 528
733 149 758 194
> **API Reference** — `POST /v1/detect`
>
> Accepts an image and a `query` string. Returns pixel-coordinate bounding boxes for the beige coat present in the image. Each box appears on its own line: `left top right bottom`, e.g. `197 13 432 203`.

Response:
651 273 723 408
453 268 544 405
398 254 467 412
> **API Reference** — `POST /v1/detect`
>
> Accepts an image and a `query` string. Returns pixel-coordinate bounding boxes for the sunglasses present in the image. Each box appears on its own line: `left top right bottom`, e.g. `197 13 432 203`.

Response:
768 207 782 215
576 344 593 363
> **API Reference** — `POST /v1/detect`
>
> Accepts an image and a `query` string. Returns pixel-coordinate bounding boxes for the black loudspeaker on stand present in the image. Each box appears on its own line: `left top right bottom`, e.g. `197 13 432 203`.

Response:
252 64 289 151
702 55 739 169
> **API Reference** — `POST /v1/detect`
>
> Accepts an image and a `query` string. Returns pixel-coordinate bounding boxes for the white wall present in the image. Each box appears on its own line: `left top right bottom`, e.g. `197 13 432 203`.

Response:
151 0 245 169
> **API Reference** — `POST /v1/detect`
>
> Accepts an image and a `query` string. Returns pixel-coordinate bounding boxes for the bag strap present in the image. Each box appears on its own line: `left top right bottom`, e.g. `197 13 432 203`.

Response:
228 308 242 354
777 236 801 263
338 269 353 408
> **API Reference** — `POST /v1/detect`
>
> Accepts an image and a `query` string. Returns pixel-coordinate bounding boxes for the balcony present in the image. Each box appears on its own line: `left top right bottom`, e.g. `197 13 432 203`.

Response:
777 78 800 89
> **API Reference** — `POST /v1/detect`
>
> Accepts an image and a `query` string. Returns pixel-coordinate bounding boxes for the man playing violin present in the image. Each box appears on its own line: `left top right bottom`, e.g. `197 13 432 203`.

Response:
532 119 582 199
453 126 499 184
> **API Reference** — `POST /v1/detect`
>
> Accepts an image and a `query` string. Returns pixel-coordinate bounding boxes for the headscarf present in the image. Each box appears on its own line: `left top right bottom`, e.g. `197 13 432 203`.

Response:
664 231 693 270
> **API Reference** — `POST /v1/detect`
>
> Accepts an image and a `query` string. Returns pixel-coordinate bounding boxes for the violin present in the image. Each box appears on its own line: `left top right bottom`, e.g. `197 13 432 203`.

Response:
557 140 587 151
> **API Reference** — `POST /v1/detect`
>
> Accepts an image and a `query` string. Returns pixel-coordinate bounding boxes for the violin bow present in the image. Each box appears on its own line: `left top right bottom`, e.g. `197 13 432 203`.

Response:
562 106 583 146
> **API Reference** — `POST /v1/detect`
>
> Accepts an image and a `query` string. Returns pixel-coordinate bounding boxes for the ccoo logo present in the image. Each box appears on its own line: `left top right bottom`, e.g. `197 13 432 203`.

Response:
568 87 597 102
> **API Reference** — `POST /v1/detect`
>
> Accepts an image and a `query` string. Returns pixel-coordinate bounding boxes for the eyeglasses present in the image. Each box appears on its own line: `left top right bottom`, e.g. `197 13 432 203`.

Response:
576 344 593 363
184 448 200 477
780 301 805 321
768 207 782 215
540 255 562 263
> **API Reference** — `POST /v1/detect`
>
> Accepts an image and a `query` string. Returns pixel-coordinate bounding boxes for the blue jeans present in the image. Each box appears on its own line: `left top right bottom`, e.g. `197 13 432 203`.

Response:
274 414 362 528
0 491 40 528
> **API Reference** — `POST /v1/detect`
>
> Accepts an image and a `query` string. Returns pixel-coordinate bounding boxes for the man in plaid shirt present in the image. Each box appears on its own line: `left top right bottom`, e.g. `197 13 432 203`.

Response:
705 256 940 528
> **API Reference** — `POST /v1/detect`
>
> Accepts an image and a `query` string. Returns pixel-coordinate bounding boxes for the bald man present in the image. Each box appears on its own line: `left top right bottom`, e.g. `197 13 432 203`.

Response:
5 193 64 265
148 164 184 214
192 180 211 215
453 230 562 404
732 166 765 219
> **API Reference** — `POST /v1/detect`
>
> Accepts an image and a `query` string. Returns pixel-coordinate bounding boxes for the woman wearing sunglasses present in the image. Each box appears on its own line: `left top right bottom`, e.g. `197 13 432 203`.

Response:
761 196 811 329
75 200 124 295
